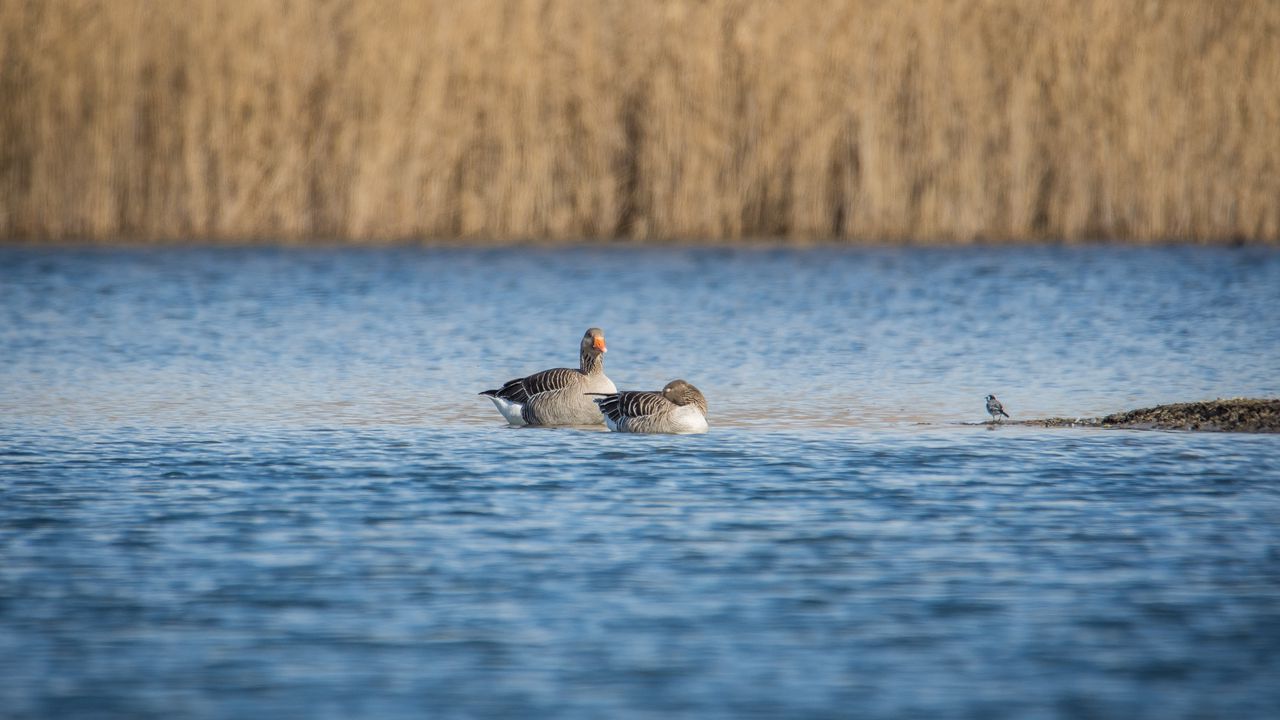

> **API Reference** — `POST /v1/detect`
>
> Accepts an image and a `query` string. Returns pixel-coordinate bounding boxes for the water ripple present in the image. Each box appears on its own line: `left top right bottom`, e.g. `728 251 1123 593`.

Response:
1 248 1279 718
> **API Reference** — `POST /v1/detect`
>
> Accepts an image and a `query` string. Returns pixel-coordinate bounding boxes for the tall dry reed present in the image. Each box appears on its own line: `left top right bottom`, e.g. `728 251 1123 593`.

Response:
2 0 1277 243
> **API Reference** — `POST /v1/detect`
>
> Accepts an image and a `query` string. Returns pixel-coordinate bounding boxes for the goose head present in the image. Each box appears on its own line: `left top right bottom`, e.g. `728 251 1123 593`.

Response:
581 327 607 356
662 379 706 411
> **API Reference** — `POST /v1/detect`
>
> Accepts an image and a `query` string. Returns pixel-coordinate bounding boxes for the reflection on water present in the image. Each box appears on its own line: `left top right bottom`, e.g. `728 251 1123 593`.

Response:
3 246 1279 429
1 246 1279 718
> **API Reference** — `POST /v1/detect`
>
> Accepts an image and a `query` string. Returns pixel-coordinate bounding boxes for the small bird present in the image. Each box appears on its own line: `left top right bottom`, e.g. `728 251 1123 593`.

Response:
480 328 616 426
985 394 1010 423
589 379 709 434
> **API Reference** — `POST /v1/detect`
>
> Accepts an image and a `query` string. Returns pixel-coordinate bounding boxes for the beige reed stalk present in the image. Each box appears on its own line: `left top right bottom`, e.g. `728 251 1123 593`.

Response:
1 0 1276 243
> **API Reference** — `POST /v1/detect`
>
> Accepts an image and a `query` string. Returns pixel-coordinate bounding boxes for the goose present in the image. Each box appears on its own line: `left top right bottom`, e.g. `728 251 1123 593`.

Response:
589 379 708 434
480 328 616 426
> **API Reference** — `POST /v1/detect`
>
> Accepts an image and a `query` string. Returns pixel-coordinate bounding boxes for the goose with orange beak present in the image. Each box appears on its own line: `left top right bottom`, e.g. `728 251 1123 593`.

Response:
480 328 616 426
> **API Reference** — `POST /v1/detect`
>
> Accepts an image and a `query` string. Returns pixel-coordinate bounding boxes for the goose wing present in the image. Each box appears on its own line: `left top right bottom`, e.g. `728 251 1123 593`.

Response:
593 390 669 424
482 367 582 403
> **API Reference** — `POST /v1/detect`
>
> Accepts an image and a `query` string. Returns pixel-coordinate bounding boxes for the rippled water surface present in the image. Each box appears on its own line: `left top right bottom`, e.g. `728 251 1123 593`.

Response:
2 246 1279 718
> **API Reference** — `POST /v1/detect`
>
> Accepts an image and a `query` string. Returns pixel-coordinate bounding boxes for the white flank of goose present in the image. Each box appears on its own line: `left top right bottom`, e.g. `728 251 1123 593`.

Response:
589 379 708 434
480 328 616 426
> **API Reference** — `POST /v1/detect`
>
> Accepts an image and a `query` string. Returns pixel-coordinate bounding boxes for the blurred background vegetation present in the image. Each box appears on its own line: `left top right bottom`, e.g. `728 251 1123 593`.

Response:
2 0 1277 244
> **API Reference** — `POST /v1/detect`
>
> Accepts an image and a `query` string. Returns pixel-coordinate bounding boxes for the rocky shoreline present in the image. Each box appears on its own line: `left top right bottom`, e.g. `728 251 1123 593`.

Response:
1018 398 1280 433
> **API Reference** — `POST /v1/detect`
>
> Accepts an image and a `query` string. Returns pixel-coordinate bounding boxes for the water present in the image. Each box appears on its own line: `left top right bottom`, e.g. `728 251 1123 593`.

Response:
2 246 1279 719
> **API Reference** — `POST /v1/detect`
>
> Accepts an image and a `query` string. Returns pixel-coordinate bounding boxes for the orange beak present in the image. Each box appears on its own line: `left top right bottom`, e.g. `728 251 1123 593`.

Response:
593 336 607 353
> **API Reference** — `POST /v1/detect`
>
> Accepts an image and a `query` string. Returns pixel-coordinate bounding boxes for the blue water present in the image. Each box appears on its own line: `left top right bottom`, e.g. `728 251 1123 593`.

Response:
2 246 1279 718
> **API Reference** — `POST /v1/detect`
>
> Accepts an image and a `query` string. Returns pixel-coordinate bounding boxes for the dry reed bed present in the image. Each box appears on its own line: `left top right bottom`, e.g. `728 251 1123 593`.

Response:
1 0 1277 243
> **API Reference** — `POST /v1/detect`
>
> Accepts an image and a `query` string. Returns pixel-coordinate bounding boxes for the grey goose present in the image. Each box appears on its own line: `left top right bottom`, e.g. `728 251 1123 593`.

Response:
589 379 708 434
480 328 616 426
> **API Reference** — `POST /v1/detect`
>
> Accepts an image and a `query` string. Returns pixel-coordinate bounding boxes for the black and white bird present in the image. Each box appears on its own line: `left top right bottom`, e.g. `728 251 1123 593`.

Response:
985 394 1010 423
589 379 708 434
480 328 616 426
